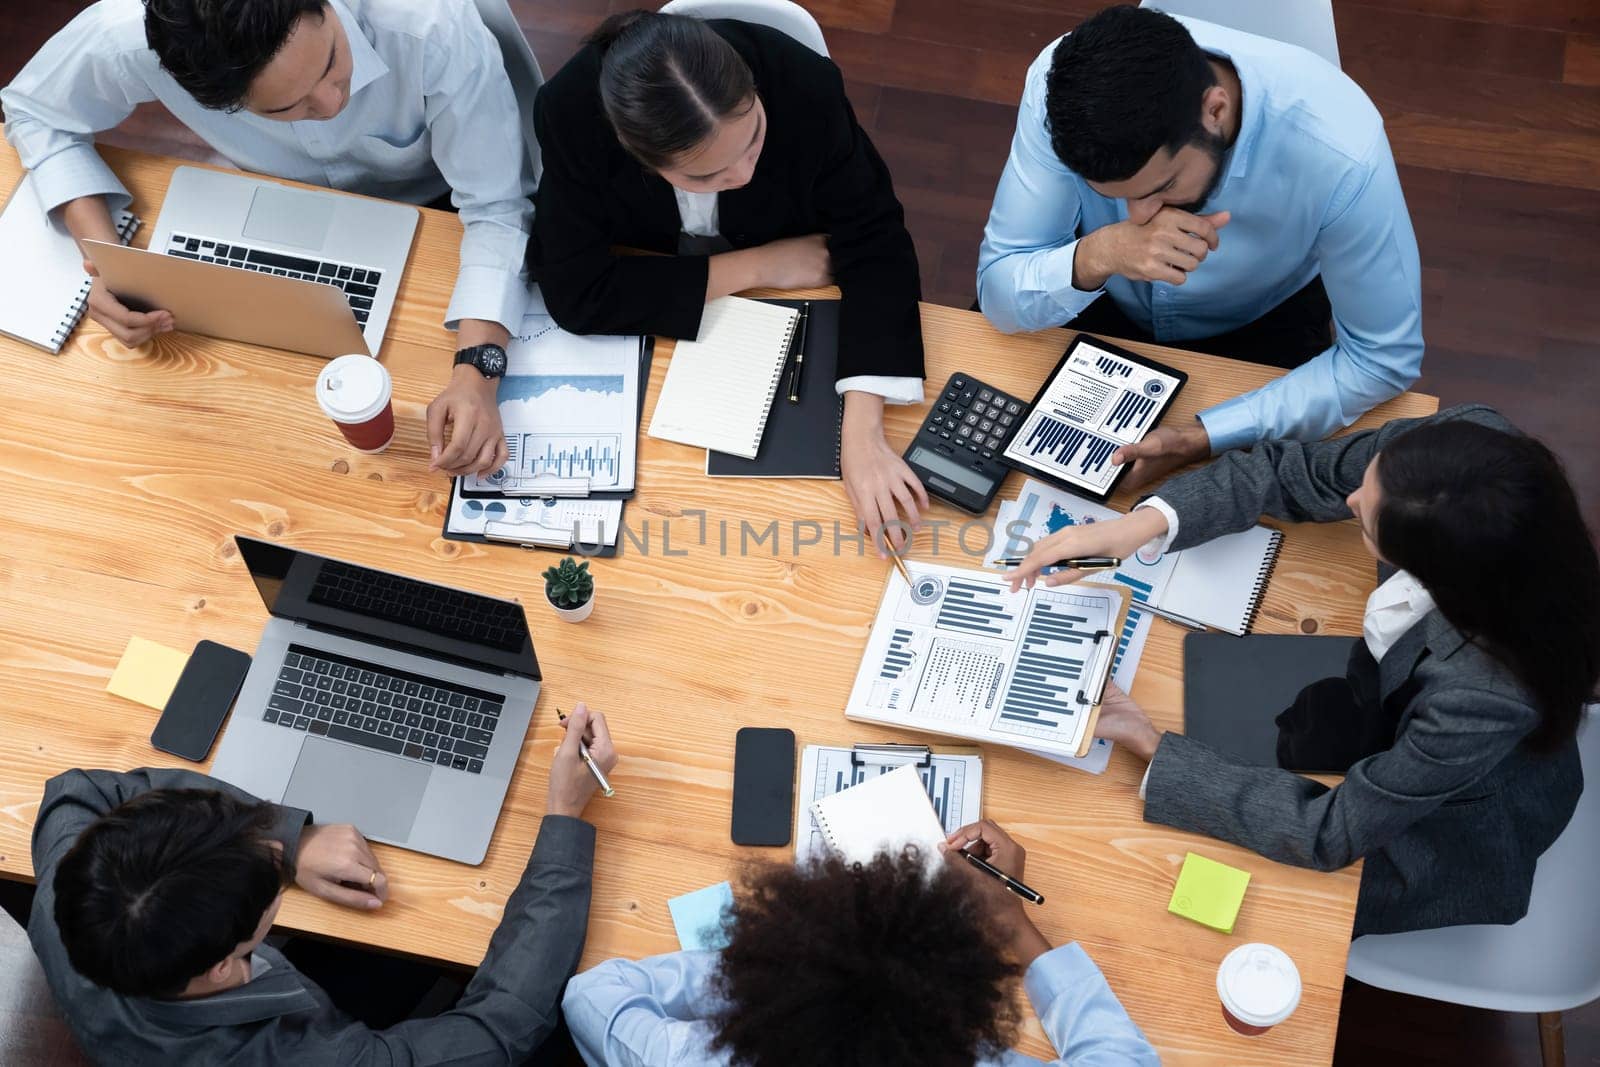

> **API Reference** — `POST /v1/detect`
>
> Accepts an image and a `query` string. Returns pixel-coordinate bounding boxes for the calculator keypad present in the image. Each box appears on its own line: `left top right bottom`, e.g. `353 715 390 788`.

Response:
927 374 1023 458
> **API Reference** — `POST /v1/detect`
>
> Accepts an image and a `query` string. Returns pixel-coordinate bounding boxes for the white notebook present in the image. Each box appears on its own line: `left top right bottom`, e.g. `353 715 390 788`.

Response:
0 173 141 353
648 295 800 459
1161 524 1285 636
808 763 948 866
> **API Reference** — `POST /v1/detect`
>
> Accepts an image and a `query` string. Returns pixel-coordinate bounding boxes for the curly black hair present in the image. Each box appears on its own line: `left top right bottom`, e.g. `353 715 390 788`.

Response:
708 848 1022 1067
144 0 327 112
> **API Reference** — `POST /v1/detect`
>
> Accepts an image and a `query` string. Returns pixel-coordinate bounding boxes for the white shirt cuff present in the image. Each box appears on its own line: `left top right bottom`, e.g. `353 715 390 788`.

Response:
1137 763 1152 801
836 375 924 405
1134 497 1180 554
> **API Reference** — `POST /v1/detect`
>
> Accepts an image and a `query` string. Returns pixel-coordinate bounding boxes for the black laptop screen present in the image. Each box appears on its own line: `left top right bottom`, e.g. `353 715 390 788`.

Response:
236 536 540 679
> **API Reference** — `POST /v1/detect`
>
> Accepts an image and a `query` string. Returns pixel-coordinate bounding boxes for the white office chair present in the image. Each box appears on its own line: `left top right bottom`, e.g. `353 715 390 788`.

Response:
471 0 545 183
1346 707 1600 1067
1137 0 1340 69
658 0 829 57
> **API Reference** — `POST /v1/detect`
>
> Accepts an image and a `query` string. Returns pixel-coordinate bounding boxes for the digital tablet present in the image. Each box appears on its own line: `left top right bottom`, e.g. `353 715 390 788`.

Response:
1001 334 1188 502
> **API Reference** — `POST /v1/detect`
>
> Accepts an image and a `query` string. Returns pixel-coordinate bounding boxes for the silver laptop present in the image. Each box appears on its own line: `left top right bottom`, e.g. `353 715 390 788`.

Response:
146 166 418 356
211 536 540 865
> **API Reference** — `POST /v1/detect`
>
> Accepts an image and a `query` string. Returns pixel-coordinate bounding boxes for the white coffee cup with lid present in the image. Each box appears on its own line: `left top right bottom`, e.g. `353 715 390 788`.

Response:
1217 943 1301 1036
315 354 394 453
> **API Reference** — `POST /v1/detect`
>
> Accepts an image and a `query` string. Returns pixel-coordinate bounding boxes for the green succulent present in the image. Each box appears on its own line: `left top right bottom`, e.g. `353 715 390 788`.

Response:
542 557 594 609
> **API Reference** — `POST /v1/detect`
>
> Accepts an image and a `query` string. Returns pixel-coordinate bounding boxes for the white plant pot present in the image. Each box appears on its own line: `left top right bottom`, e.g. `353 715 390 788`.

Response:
548 593 594 623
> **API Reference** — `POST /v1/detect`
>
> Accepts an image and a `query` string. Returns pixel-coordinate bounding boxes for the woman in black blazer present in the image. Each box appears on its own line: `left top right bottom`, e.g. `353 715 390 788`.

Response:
529 11 930 550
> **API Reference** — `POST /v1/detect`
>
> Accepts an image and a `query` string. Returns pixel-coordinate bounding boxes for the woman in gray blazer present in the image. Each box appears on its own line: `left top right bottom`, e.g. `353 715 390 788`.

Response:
1006 405 1597 936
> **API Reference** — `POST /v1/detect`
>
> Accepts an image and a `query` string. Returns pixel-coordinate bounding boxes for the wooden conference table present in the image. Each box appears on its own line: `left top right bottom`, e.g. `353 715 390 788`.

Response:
0 143 1437 1065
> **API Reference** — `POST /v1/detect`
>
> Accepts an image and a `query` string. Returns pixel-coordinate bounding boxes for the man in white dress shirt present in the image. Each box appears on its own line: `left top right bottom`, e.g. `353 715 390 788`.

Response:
2 0 532 476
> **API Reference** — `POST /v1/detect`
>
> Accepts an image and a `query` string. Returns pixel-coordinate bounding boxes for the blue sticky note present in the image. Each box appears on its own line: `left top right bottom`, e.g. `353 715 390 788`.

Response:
668 881 734 951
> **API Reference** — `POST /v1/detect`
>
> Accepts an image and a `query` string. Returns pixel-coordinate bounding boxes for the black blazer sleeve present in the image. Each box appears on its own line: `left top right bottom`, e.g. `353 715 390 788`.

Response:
530 65 710 340
804 60 926 381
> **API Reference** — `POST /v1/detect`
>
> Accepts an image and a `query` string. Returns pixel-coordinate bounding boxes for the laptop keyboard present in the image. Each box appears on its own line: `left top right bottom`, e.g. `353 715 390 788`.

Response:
264 645 503 774
309 560 528 652
165 232 382 329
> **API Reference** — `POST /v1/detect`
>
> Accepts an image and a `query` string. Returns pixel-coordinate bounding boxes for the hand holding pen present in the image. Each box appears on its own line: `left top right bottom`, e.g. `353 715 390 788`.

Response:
552 704 617 814
943 818 1045 906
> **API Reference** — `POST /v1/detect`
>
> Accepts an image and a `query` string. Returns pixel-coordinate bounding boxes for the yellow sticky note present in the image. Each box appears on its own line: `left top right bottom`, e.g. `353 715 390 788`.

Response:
1168 851 1251 934
106 637 190 710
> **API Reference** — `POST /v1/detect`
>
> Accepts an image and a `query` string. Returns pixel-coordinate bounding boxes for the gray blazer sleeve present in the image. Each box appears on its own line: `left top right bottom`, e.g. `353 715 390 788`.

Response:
1153 404 1513 551
1144 683 1539 871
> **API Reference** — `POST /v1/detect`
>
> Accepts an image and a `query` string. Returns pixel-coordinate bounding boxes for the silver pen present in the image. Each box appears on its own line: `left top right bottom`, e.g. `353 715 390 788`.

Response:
1136 601 1207 632
557 708 615 798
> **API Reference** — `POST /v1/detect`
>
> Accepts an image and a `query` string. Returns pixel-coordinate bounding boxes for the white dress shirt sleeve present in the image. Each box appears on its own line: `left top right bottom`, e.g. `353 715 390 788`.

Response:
1134 497 1180 555
975 41 1105 335
1197 134 1423 453
1022 943 1162 1065
562 951 725 1067
0 1 155 215
420 2 536 334
835 376 924 404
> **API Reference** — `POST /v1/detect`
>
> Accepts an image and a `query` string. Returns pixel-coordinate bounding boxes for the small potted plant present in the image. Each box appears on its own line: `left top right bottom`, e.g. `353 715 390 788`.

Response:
543 556 595 622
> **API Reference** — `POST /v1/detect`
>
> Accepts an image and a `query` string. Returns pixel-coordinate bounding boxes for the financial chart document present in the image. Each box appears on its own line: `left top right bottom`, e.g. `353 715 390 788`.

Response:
845 563 1125 759
1003 340 1181 495
464 313 642 494
795 745 982 863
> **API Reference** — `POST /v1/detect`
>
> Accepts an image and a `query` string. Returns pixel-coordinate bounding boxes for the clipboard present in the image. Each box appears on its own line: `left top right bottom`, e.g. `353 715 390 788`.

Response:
796 742 984 862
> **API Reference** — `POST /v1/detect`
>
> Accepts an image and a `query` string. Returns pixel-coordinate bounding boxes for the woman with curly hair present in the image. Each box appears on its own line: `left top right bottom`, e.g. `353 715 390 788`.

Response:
562 820 1157 1066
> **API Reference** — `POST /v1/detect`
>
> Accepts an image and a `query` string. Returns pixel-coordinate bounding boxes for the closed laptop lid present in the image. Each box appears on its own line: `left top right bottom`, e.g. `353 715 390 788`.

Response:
235 535 540 679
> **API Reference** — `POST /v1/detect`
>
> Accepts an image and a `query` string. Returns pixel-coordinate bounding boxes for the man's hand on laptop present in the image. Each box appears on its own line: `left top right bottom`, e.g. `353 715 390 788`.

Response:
294 823 389 911
82 258 174 347
550 702 618 819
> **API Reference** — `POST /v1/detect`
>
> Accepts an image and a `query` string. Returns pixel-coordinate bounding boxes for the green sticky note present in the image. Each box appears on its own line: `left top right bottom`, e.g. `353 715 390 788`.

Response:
1168 852 1250 933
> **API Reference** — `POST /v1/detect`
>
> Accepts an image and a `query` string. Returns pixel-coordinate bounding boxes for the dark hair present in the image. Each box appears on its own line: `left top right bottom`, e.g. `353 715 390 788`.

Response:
1376 420 1600 750
586 10 756 170
53 788 288 997
144 0 328 112
1045 5 1218 181
708 849 1021 1066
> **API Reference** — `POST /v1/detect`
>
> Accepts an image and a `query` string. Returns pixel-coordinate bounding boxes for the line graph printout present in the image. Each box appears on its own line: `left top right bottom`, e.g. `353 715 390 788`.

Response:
846 562 1124 760
1003 339 1181 495
464 312 642 494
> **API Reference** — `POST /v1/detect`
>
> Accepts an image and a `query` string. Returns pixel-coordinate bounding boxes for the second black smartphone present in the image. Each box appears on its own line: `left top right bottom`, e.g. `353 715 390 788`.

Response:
150 640 253 762
730 727 796 847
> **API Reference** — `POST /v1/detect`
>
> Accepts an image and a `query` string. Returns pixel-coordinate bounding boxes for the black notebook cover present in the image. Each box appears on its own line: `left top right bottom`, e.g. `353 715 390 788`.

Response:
707 298 842 479
1182 634 1359 768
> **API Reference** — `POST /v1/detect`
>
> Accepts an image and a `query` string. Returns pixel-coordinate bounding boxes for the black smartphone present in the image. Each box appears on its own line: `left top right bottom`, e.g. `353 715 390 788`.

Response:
730 727 796 847
150 640 253 762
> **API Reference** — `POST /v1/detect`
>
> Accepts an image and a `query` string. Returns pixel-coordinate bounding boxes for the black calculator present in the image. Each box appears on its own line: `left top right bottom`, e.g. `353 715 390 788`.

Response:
903 373 1025 514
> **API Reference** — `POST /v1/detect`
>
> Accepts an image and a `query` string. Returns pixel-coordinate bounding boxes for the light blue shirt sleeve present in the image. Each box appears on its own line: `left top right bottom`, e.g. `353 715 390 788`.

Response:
1010 943 1162 1066
0 2 149 215
975 44 1105 335
419 3 534 334
1197 134 1422 452
562 951 726 1067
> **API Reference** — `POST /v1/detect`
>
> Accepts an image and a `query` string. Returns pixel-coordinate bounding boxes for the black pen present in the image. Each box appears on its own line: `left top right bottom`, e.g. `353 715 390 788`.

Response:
785 301 810 403
995 556 1121 571
962 846 1045 905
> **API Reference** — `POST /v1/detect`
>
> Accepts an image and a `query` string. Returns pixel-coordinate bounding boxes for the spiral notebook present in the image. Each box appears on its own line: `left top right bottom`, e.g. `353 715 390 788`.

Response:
808 763 947 866
648 295 800 459
0 173 141 353
1161 524 1285 636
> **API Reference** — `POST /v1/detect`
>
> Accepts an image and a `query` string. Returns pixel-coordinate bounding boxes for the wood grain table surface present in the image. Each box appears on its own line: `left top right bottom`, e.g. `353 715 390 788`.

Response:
0 143 1438 1065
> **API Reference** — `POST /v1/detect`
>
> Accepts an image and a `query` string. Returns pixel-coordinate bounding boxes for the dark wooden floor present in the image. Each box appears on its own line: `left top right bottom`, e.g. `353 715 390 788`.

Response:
3 2 1598 1063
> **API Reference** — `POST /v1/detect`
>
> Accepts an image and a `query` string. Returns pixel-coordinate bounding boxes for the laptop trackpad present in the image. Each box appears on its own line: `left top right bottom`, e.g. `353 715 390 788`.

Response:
242 186 335 250
283 737 429 842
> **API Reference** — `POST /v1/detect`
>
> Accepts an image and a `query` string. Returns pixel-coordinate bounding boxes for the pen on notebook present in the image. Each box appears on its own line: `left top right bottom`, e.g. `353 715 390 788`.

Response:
556 707 615 798
995 556 1121 571
961 846 1045 905
1134 601 1208 632
785 301 810 403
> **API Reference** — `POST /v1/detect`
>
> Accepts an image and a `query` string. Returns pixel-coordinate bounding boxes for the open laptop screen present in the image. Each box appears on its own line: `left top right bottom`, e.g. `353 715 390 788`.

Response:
235 536 540 679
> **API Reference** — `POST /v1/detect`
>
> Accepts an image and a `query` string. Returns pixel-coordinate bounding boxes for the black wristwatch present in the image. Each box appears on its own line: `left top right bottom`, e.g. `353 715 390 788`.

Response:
454 343 508 380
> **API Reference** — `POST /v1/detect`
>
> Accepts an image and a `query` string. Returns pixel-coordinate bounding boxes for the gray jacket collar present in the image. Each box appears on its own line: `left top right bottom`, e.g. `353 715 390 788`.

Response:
1378 608 1468 700
136 948 319 1029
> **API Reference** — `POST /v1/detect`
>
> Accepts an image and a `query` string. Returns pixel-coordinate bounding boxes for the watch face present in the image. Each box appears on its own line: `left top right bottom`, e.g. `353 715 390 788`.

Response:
480 348 507 375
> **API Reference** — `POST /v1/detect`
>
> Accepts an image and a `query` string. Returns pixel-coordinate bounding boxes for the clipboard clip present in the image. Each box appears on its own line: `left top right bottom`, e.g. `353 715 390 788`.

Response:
850 743 933 769
1076 629 1113 707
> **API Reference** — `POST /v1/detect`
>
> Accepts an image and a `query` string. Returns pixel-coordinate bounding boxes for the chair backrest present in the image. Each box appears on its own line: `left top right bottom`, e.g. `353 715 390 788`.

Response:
658 0 830 57
1137 0 1340 69
470 0 545 183
0 904 92 1066
1346 707 1600 1012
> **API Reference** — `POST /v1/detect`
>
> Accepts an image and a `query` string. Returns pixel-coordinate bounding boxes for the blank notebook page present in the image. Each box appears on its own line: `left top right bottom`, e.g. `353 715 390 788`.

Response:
808 763 948 866
648 295 799 459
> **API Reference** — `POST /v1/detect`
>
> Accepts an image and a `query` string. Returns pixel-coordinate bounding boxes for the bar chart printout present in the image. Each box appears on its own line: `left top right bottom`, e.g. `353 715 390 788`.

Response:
991 590 1111 744
796 744 983 862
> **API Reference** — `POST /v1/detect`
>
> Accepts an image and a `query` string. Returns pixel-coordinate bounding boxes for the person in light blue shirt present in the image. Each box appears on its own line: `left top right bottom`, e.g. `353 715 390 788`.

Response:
977 6 1423 488
1 0 533 477
563 820 1160 1067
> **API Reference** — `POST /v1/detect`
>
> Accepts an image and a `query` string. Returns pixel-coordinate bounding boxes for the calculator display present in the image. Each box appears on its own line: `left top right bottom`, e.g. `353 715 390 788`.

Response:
907 446 994 494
